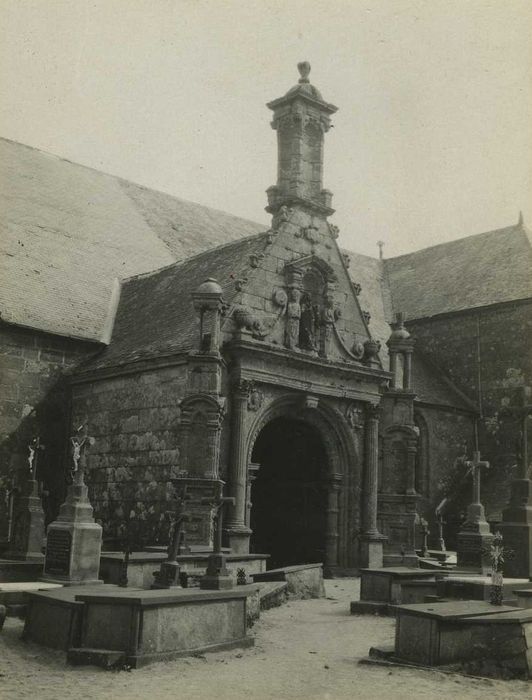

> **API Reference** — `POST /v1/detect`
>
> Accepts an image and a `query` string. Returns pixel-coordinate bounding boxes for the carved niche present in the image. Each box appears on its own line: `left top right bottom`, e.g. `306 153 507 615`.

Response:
178 395 225 479
282 255 339 357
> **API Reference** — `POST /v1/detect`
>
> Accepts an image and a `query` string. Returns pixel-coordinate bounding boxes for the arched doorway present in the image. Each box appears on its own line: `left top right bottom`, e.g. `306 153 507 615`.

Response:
250 416 328 567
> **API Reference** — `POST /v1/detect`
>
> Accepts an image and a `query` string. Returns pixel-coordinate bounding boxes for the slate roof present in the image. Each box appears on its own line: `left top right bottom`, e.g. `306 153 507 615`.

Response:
384 223 532 321
85 232 270 370
0 138 264 342
411 352 476 411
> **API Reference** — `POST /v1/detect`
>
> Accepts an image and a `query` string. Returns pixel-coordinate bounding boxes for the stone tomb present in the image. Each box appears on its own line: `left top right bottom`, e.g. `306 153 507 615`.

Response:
99 550 269 588
436 575 532 604
351 567 438 614
393 601 520 666
252 563 325 599
67 587 253 668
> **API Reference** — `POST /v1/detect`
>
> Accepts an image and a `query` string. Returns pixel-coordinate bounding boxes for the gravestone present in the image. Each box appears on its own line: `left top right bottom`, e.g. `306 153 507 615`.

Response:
499 386 532 579
5 438 45 562
42 427 102 585
200 480 235 590
456 451 493 573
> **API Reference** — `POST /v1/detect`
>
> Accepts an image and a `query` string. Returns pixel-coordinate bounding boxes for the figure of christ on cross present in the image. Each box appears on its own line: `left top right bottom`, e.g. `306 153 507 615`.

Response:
200 481 236 590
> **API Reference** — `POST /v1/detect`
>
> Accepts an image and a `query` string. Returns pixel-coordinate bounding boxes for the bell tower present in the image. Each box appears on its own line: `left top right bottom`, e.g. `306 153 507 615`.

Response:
266 62 338 217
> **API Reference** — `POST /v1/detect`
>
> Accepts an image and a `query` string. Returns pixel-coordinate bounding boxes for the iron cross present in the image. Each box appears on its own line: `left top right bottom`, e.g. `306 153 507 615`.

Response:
201 481 235 555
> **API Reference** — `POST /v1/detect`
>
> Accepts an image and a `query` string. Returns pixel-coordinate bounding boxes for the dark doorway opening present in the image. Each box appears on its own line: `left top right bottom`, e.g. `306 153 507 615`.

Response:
250 417 328 567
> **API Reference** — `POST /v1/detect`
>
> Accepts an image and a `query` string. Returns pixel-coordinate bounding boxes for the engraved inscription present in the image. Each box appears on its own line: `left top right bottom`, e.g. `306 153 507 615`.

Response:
44 530 72 575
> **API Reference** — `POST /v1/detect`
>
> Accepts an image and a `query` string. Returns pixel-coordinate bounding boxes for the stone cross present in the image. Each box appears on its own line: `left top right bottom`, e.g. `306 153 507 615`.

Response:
464 451 489 510
202 483 235 555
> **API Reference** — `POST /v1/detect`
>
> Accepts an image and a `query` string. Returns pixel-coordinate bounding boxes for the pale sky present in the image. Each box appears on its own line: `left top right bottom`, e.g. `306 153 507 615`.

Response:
1 0 531 257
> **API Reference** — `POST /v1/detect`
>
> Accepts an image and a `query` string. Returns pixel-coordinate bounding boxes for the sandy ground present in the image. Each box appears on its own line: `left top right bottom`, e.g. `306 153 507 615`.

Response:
0 579 530 700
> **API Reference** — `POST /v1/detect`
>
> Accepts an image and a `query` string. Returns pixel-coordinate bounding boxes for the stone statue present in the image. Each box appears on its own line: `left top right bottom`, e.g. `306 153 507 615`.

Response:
285 288 301 349
299 293 318 350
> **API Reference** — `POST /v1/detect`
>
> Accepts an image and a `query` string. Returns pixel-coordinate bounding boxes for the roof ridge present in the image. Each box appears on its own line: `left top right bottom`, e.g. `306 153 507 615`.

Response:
0 136 266 231
121 229 270 285
386 223 522 262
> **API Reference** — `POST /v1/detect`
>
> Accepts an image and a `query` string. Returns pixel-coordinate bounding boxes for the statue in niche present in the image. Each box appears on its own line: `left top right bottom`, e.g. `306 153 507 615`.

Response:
285 288 301 349
299 292 319 351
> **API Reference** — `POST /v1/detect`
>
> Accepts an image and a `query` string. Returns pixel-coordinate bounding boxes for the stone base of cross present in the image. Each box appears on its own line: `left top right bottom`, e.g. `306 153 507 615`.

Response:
200 481 235 590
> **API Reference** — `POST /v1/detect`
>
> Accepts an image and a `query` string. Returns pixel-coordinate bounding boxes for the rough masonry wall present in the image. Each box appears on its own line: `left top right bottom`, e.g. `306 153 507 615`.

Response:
71 365 188 547
410 299 532 518
0 324 96 537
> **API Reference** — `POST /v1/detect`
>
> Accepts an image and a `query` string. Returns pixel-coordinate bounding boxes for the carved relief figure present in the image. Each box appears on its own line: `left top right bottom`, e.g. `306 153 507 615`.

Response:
285 288 301 349
299 293 319 350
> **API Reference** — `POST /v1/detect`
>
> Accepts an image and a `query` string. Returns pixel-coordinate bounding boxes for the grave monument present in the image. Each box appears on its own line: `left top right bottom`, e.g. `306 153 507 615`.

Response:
42 426 102 585
152 483 191 589
499 386 532 579
456 450 493 573
5 438 45 561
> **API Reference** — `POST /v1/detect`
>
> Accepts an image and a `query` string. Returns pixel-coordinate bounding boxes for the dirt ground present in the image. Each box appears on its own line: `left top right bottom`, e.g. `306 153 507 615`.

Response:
0 579 530 700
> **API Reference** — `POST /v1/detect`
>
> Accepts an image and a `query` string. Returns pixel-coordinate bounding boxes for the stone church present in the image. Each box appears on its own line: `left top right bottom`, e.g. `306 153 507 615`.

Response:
1 65 531 571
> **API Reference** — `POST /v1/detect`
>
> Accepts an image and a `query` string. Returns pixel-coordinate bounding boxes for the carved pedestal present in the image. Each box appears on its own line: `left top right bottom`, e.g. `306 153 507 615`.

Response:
377 494 420 567
5 479 45 562
499 479 532 579
42 474 102 586
456 503 494 575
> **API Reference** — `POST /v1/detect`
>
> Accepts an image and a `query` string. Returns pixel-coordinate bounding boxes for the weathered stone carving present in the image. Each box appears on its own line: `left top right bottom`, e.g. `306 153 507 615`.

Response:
342 252 351 269
363 338 381 367
285 288 301 349
328 223 339 239
272 204 291 230
351 340 365 360
346 403 363 430
299 293 319 351
272 288 288 308
232 306 267 339
352 282 362 296
239 380 264 412
362 310 371 325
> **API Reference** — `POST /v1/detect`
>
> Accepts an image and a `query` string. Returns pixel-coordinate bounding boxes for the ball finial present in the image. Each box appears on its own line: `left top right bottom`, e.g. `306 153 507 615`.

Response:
297 62 311 83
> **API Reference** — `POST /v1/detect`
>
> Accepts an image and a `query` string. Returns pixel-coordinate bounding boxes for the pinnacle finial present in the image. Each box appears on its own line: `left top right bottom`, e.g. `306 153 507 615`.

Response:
297 62 311 83
377 240 385 260
518 210 524 227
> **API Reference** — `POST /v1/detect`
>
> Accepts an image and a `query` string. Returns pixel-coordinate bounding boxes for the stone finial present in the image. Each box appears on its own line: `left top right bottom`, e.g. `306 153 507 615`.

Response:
297 61 311 83
377 240 385 260
518 210 524 227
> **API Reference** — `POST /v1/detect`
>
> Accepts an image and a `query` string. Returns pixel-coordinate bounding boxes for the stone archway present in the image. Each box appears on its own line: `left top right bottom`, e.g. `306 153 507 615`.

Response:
244 395 356 572
250 416 328 567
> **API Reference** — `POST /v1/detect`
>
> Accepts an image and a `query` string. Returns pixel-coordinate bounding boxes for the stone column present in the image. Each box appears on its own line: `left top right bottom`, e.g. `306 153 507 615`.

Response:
359 403 386 568
225 381 252 554
324 473 342 573
404 350 413 391
389 352 398 389
406 438 417 495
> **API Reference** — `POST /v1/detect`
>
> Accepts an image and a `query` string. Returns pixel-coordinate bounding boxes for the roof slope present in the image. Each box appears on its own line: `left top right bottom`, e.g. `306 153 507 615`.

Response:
384 224 532 320
411 352 476 411
86 232 270 370
0 138 264 342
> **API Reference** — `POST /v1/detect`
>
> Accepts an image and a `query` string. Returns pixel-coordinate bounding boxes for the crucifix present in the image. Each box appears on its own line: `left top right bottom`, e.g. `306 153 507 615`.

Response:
200 480 236 590
27 436 45 497
70 424 95 484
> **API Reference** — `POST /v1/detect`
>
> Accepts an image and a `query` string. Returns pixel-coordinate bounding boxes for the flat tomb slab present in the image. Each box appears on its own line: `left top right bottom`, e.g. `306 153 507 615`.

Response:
436 576 531 602
0 581 62 607
252 563 325 599
394 601 521 666
360 567 437 604
23 584 140 650
68 587 253 668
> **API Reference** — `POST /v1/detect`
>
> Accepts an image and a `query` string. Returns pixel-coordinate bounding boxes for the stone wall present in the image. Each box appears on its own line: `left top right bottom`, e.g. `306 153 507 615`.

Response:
409 299 532 519
0 324 96 537
70 365 188 547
